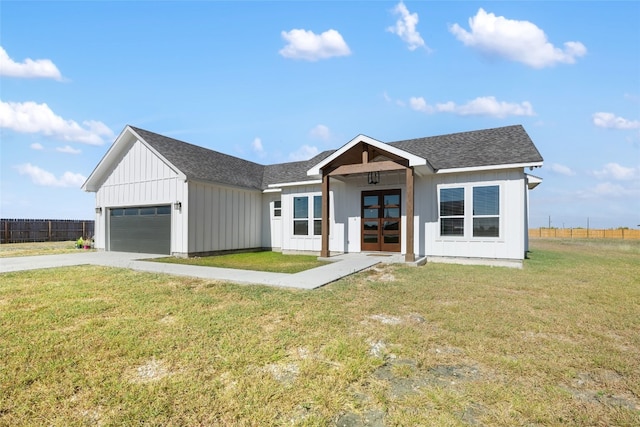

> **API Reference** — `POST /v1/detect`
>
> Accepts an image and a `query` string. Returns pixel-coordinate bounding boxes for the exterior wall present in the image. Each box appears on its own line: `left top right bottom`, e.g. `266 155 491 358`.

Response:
186 181 262 255
417 168 527 261
261 192 282 250
93 139 187 254
280 184 323 252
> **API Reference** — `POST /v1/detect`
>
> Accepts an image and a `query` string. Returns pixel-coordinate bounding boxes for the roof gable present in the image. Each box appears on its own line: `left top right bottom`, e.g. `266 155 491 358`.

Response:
307 134 427 177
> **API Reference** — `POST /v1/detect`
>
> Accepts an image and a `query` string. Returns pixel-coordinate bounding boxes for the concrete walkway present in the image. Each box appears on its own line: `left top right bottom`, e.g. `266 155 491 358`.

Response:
0 251 399 290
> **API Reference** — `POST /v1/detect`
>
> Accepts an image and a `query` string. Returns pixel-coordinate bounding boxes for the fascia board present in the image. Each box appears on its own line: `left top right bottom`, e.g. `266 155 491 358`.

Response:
307 134 426 176
435 161 544 175
526 173 543 190
268 179 323 189
82 126 132 192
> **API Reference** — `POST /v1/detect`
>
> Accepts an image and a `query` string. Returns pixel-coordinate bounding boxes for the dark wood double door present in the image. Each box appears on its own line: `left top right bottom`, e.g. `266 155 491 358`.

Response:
361 189 401 252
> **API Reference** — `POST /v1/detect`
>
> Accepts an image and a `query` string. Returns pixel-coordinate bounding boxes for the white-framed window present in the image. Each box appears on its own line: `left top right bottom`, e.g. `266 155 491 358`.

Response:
439 187 465 236
473 185 499 237
292 195 323 236
273 200 281 217
293 196 308 235
439 184 501 238
313 195 322 235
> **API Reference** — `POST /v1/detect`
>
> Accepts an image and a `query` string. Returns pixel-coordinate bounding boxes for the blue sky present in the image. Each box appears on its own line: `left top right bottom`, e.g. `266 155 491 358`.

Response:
1 1 638 229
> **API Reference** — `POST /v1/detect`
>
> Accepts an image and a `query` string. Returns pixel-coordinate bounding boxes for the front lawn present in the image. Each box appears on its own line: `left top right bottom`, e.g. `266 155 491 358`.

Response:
1 239 638 425
152 250 329 274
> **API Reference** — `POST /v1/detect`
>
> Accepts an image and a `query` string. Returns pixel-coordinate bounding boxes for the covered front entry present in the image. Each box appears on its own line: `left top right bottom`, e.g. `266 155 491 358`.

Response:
361 189 401 252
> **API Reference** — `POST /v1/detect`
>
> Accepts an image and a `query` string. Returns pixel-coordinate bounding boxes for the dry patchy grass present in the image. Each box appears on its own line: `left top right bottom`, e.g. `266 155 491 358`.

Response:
0 238 638 426
0 241 84 258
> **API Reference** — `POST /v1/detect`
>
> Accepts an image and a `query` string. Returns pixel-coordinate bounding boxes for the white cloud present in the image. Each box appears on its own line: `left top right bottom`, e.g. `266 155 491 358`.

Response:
56 145 81 154
251 137 265 157
592 112 640 130
409 96 431 113
387 2 429 51
449 8 587 68
309 124 331 141
550 163 576 176
593 163 638 181
289 144 319 161
409 95 534 118
14 163 86 187
279 29 351 61
0 46 62 80
30 142 44 151
0 100 113 145
591 182 636 198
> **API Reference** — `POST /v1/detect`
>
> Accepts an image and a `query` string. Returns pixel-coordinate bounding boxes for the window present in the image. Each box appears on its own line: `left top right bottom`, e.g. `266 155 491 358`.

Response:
313 195 322 235
440 187 464 236
473 186 499 237
273 200 281 217
439 185 501 238
292 195 323 236
293 197 308 235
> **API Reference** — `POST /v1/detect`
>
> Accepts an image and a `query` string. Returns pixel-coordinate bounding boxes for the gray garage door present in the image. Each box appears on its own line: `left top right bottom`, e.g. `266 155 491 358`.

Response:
109 205 171 254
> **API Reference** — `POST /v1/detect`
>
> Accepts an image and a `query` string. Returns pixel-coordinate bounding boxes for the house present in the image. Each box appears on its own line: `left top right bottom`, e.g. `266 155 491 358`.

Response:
82 125 543 267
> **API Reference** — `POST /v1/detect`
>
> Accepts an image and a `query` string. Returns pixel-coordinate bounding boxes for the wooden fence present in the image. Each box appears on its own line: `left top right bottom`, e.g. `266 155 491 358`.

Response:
529 228 640 240
0 219 95 244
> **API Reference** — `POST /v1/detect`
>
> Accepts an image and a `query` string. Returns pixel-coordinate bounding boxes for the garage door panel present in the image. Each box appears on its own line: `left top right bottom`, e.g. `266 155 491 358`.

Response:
110 206 171 254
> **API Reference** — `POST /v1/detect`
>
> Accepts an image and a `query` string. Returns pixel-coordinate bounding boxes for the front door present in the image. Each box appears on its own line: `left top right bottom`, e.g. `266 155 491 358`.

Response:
361 189 401 252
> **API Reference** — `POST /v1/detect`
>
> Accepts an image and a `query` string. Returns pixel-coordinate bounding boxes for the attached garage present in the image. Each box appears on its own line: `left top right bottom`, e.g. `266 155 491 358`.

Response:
108 205 171 254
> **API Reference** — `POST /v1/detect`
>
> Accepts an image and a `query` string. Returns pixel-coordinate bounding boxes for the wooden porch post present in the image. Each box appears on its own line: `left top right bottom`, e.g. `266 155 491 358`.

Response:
405 167 415 262
321 173 330 258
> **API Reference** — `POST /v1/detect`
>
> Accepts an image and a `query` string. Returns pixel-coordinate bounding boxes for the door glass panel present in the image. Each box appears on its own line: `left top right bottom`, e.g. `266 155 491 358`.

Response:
384 208 400 218
363 195 378 207
363 234 378 244
363 221 378 231
384 234 399 244
384 194 400 206
364 208 378 218
383 221 399 231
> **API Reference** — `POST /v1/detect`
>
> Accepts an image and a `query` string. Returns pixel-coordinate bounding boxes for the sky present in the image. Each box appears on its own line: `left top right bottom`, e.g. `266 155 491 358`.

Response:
1 1 638 229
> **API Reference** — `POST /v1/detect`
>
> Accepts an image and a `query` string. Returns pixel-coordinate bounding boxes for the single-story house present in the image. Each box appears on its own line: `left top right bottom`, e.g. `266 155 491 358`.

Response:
82 124 543 267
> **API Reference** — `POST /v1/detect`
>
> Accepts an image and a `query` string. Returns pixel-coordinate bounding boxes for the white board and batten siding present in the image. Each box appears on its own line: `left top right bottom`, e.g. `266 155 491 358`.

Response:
93 139 187 253
419 169 527 263
187 181 262 255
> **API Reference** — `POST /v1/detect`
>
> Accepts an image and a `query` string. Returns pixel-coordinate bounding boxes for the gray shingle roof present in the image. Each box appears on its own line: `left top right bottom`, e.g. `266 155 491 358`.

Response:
262 150 335 187
130 127 266 190
389 125 543 170
130 124 541 191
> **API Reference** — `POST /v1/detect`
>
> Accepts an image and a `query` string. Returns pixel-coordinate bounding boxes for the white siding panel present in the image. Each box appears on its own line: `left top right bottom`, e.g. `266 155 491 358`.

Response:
186 182 262 254
419 169 526 261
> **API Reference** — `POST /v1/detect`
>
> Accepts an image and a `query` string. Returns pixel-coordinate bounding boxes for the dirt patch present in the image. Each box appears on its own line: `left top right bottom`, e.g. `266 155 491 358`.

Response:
127 357 170 384
366 265 396 282
263 362 299 384
561 371 640 411
366 313 426 326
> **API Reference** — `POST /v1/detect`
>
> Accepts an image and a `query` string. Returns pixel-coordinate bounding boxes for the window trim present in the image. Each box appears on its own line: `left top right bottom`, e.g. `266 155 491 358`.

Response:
291 194 324 237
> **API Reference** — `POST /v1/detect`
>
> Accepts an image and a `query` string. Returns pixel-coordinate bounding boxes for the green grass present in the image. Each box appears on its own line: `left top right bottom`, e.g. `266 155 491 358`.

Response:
1 239 639 426
152 250 329 274
0 241 85 258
